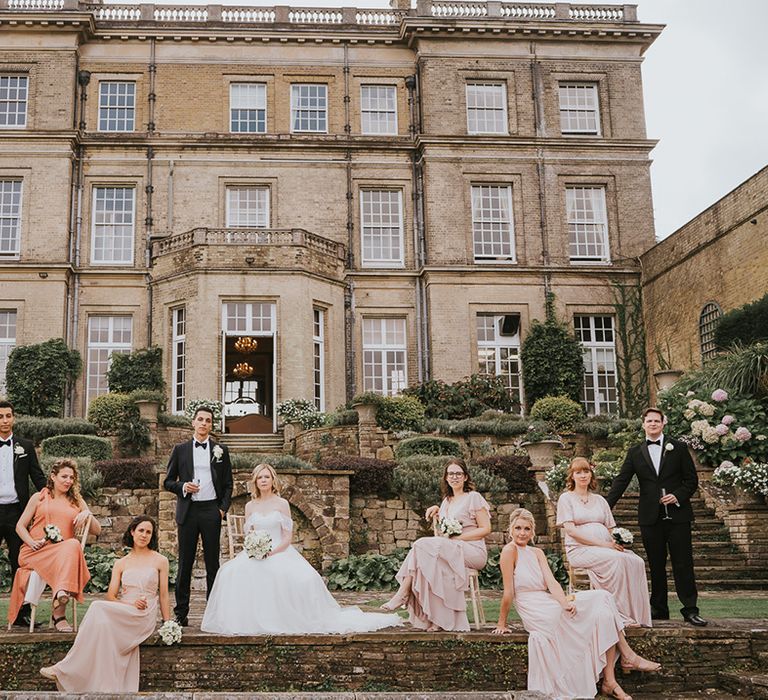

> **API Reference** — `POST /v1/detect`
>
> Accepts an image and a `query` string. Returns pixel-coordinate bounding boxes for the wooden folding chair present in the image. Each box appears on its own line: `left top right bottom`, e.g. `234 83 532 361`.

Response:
226 514 245 559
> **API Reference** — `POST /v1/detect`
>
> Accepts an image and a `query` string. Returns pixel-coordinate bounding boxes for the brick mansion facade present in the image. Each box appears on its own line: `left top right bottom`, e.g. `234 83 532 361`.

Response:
0 0 661 431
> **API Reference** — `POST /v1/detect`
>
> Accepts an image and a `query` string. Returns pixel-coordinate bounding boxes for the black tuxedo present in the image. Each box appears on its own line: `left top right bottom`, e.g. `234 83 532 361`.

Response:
163 438 233 621
606 435 700 618
0 436 46 618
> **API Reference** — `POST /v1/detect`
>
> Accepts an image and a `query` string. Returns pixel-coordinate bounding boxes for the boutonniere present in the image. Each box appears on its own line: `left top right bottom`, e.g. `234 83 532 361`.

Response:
664 443 674 452
14 444 26 457
212 445 223 461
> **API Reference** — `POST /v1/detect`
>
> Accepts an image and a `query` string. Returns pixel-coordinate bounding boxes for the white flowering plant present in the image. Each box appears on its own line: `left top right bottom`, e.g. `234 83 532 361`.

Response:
732 461 768 496
157 619 182 645
437 517 463 537
611 527 634 546
276 398 326 429
244 530 272 559
185 399 223 426
44 524 63 543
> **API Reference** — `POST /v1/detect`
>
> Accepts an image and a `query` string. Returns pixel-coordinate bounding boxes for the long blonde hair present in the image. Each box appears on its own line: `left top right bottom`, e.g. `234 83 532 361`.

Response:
508 507 536 541
248 463 281 499
46 458 82 508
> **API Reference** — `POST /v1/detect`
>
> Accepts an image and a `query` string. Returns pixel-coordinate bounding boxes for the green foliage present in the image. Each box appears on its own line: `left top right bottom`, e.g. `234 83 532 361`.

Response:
326 550 407 591
185 399 223 425
522 421 561 443
530 395 584 433
158 412 191 428
351 392 385 407
714 294 768 348
83 546 178 591
573 416 637 439
544 457 569 494
323 409 359 427
106 346 164 393
611 281 650 417
402 373 516 420
320 456 395 498
5 338 82 417
87 393 136 434
0 549 10 592
473 455 536 493
128 389 165 403
520 319 584 411
376 395 426 432
706 342 768 398
546 552 569 587
12 416 96 445
95 457 157 489
229 452 313 471
424 414 528 438
478 548 568 589
117 416 151 457
394 436 463 460
276 398 326 429
41 434 113 462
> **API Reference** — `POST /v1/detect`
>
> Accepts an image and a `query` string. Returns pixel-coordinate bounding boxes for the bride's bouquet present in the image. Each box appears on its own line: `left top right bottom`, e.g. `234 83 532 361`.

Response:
44 524 63 543
437 517 462 537
244 530 272 559
158 619 182 645
612 527 634 546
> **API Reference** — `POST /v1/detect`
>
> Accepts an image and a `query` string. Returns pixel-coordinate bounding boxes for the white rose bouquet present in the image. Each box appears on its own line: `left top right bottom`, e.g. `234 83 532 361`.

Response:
244 530 272 559
611 527 634 546
44 524 63 543
158 619 182 645
437 517 462 537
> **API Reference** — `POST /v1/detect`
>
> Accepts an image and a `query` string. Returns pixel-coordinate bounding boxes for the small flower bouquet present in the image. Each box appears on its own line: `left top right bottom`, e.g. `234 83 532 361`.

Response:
158 619 182 645
437 517 462 537
612 527 634 546
43 524 63 543
244 530 272 559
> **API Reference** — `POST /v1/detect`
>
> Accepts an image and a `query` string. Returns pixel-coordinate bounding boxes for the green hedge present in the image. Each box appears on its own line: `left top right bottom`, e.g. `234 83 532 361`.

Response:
87 393 136 434
229 452 313 471
320 456 395 498
530 395 584 433
106 346 164 393
95 457 157 489
402 373 515 419
41 434 113 462
12 416 97 445
714 293 768 348
376 395 425 432
394 436 463 460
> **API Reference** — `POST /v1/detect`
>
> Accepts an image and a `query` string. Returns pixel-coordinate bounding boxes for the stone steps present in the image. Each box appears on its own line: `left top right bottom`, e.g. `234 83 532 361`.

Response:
222 434 285 453
718 671 768 699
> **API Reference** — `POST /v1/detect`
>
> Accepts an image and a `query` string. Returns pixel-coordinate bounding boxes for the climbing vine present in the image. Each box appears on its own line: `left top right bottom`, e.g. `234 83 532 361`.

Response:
611 281 650 417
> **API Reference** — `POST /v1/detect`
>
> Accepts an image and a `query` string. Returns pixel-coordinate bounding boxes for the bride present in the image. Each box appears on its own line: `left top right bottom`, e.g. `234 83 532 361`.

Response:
201 463 403 635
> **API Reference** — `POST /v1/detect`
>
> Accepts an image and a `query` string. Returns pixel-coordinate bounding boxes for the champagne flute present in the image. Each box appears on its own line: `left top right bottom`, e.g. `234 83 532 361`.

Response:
661 488 672 521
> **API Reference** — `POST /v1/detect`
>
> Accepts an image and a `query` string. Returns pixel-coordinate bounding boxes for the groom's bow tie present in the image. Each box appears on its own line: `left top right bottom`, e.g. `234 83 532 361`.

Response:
646 439 661 446
0 439 10 447
194 441 208 449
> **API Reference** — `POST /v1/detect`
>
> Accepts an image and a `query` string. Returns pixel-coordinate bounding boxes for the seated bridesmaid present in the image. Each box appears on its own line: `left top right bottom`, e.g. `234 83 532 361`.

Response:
41 515 171 692
557 457 651 627
381 457 491 631
8 458 101 631
493 508 660 700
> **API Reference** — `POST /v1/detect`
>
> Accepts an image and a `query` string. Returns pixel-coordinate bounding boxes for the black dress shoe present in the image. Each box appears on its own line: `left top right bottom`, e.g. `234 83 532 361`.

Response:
12 615 42 629
683 613 708 627
176 616 189 627
651 613 669 621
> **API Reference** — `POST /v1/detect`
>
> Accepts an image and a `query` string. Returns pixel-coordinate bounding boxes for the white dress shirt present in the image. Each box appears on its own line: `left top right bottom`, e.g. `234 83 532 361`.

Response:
646 432 664 474
0 433 19 504
190 439 217 502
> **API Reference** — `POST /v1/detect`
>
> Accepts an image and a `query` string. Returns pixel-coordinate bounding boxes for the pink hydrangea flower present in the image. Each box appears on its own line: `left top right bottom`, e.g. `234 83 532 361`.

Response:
721 415 735 426
714 424 729 436
734 427 752 442
711 389 728 402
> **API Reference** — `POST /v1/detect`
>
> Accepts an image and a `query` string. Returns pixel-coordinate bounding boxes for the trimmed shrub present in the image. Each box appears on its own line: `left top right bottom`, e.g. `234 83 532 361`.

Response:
128 389 164 404
117 416 151 457
714 293 768 348
326 550 407 591
323 409 359 427
41 434 113 462
229 452 313 471
320 456 395 498
376 395 425 432
573 416 637 439
530 395 585 433
40 455 102 501
402 373 515 420
106 346 164 393
394 436 463 460
473 455 535 493
87 393 136 434
12 416 97 445
95 457 157 489
158 412 191 428
424 416 528 437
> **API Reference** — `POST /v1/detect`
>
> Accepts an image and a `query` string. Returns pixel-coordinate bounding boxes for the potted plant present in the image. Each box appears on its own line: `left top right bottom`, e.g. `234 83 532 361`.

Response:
276 399 325 436
350 391 383 425
130 389 164 423
521 421 564 470
653 341 682 392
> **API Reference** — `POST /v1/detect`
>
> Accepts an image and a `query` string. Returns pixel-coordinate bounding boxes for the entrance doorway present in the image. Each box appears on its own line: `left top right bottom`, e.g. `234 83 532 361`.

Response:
222 334 274 434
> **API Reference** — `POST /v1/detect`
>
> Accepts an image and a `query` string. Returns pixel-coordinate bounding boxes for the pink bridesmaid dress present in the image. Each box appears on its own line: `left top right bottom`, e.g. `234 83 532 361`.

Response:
557 491 651 627
51 566 159 692
396 490 489 631
513 543 625 698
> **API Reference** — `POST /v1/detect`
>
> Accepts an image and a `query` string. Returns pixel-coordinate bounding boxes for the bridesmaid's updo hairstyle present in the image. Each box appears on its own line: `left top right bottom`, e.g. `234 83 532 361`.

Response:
123 515 159 550
508 507 536 540
565 457 598 492
46 458 82 508
440 457 476 499
249 463 281 499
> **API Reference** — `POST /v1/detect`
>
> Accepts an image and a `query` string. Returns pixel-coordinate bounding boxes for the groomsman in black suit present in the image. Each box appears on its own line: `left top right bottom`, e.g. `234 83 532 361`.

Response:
164 406 232 626
0 400 47 627
606 406 707 626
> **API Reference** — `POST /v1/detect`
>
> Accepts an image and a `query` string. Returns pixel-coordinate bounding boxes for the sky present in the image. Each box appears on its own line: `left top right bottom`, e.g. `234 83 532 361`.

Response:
121 0 768 240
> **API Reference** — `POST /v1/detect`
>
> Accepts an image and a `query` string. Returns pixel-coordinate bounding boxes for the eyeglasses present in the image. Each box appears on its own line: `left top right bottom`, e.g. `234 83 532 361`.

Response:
446 472 465 478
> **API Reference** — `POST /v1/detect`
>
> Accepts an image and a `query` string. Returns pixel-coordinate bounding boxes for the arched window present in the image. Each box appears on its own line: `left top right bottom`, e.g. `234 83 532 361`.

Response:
699 302 722 362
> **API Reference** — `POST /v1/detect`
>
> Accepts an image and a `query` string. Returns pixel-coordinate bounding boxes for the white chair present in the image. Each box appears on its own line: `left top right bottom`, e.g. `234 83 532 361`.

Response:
14 514 92 633
226 514 245 560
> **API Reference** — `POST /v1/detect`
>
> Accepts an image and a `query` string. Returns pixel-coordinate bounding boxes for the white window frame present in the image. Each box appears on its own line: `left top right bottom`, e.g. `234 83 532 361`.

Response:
476 314 524 413
172 306 186 415
91 186 135 265
0 75 28 129
222 302 275 335
466 82 508 135
0 180 22 259
0 309 17 395
290 84 328 133
226 186 270 228
575 315 618 416
566 186 609 262
86 316 132 403
98 81 136 132
313 308 325 411
559 82 601 135
471 184 515 262
360 189 404 268
230 82 267 134
362 317 407 397
360 84 397 135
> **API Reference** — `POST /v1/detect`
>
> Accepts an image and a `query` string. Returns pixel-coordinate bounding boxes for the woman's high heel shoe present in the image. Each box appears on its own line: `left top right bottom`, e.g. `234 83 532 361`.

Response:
620 651 661 673
380 590 409 611
601 681 633 700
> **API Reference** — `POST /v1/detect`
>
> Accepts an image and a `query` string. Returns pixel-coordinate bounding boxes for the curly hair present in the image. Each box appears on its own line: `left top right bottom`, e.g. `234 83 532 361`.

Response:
46 458 82 508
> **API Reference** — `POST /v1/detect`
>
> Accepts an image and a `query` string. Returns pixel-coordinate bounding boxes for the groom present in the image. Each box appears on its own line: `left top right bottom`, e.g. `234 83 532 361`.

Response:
606 406 706 626
164 406 232 626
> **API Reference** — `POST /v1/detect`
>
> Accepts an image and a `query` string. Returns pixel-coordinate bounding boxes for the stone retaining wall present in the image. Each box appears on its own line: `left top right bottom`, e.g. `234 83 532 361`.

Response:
88 487 158 550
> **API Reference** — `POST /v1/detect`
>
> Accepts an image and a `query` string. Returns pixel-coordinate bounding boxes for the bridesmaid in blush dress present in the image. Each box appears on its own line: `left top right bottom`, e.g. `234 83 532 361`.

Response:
381 458 491 631
557 457 651 627
41 516 172 692
493 508 660 700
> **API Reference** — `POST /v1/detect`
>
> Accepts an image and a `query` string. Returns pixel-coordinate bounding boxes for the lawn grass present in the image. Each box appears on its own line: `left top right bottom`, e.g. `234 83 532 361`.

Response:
0 598 94 628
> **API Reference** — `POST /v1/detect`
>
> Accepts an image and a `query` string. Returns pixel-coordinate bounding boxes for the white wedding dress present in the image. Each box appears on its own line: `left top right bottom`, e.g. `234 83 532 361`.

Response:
200 510 403 635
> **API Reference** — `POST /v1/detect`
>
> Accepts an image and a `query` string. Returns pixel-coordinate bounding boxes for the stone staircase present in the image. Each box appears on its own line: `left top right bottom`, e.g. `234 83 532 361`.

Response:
611 492 768 590
221 433 285 454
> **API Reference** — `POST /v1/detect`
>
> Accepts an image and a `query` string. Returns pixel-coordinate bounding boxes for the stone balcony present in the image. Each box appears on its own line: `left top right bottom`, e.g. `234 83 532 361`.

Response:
150 227 347 280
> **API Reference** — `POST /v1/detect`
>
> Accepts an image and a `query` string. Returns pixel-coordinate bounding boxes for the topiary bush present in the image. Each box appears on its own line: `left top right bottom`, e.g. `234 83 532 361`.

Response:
394 436 463 460
95 457 157 489
41 434 113 462
12 416 97 445
473 455 535 493
714 293 768 348
106 346 164 393
376 395 425 432
326 549 407 591
87 393 136 434
530 395 585 433
320 456 396 498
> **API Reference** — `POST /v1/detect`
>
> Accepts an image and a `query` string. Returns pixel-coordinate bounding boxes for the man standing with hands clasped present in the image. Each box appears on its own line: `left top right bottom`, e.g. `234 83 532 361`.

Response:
164 407 232 627
606 406 707 627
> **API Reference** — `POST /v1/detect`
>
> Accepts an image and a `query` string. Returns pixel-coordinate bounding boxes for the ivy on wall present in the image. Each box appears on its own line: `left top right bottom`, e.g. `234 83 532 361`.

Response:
611 281 650 417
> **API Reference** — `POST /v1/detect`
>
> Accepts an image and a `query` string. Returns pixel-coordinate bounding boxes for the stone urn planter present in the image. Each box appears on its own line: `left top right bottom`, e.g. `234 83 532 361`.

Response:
653 369 683 392
522 439 564 478
734 486 765 506
134 399 160 423
352 402 378 425
283 421 304 442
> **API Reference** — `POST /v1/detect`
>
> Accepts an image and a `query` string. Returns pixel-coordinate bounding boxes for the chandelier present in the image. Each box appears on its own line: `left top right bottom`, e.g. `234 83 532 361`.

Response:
232 362 254 379
234 336 258 354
